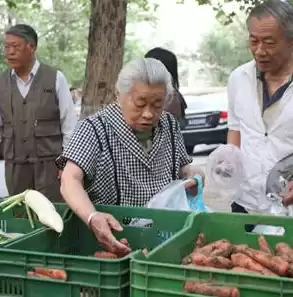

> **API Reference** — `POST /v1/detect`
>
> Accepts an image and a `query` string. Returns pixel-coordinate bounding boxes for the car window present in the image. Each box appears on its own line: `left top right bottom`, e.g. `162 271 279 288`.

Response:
184 93 228 110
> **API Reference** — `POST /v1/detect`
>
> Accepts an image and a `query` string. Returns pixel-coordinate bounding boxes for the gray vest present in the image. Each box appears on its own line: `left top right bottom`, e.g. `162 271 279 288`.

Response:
0 64 63 163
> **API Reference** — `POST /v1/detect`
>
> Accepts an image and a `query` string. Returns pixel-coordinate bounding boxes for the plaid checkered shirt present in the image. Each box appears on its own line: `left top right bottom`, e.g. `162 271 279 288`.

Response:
56 103 192 206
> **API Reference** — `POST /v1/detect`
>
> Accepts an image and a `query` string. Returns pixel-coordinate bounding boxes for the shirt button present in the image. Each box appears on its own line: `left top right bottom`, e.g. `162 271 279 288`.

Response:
23 100 27 105
264 132 268 136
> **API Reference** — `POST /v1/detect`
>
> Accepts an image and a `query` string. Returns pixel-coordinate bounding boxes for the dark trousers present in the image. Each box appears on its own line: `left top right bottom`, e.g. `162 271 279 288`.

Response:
5 160 62 202
231 202 255 233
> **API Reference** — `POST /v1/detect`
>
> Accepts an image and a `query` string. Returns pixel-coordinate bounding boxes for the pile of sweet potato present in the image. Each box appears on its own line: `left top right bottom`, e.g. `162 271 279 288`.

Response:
93 238 148 259
27 267 67 280
183 233 293 296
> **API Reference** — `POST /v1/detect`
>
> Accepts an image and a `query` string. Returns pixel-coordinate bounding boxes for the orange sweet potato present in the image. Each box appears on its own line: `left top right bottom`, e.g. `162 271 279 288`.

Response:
231 253 277 276
33 267 67 280
197 240 231 256
231 266 261 275
184 281 239 297
276 243 293 263
93 251 118 259
192 253 232 269
194 233 206 250
244 248 289 276
210 242 233 258
27 271 51 279
258 235 272 255
233 244 249 254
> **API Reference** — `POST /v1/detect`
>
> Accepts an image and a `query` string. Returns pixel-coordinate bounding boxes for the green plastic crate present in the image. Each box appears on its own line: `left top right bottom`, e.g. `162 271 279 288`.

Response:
0 205 191 297
0 203 69 246
131 212 293 297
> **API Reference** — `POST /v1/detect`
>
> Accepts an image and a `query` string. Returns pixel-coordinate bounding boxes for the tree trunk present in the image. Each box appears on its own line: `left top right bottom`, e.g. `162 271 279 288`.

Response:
81 0 127 119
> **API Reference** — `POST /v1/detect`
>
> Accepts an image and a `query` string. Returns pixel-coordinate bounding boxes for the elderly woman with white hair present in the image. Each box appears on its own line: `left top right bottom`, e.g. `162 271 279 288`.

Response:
56 58 203 254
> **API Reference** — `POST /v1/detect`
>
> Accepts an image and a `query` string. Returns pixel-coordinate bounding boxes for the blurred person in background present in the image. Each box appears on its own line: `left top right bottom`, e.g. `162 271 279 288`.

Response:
227 0 293 227
70 87 77 103
70 87 82 120
145 47 187 128
0 24 77 201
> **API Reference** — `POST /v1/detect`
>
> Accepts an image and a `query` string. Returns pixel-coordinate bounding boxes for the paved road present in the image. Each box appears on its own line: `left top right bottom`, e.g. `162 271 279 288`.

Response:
0 144 231 212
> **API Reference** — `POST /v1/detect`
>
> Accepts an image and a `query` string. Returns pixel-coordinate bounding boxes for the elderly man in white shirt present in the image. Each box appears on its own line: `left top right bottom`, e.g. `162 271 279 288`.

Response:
228 0 293 229
0 24 77 201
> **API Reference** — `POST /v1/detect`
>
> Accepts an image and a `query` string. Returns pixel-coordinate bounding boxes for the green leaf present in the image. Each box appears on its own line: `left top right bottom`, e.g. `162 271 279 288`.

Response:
5 0 17 9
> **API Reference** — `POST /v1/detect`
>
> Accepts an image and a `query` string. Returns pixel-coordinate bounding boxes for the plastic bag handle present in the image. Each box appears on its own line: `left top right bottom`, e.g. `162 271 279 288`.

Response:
193 175 203 195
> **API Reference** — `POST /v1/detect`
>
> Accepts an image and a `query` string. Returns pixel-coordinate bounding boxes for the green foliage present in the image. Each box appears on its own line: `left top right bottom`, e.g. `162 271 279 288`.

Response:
198 18 251 85
2 0 155 86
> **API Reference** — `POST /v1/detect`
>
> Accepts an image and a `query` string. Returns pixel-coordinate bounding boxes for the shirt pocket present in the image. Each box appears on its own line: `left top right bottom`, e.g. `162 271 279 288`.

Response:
34 120 63 157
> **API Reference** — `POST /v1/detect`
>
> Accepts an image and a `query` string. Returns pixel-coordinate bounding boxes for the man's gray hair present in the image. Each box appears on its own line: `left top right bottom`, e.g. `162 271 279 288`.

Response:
247 0 293 39
116 58 173 98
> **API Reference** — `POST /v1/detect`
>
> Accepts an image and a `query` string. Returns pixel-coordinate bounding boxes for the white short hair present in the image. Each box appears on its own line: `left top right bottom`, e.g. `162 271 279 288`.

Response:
116 58 174 99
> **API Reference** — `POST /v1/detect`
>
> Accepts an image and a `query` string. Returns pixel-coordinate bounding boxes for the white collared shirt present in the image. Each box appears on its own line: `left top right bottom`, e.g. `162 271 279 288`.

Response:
228 60 293 212
8 60 77 147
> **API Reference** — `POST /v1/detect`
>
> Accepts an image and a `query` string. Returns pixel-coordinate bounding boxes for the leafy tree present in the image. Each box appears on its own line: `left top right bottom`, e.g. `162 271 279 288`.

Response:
198 17 252 85
0 0 152 86
3 0 156 117
81 0 156 117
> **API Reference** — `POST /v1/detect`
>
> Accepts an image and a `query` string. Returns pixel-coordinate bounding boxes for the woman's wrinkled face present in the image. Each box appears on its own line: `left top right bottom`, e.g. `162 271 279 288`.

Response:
119 81 167 131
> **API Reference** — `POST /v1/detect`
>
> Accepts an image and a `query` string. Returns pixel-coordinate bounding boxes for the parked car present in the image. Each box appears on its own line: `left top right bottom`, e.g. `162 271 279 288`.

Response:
181 92 228 154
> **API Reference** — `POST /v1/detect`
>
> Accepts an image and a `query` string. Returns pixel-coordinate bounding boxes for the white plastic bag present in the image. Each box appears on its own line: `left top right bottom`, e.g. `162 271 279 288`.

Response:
147 177 211 212
129 178 211 228
147 180 191 211
129 180 190 228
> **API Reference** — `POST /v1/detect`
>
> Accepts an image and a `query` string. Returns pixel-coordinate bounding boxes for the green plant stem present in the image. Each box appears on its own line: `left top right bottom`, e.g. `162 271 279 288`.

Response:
0 191 26 208
25 203 35 229
2 198 24 212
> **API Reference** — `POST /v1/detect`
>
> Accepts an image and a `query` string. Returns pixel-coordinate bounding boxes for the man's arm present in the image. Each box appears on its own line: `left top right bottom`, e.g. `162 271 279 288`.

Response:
227 73 241 148
227 130 241 147
56 71 78 148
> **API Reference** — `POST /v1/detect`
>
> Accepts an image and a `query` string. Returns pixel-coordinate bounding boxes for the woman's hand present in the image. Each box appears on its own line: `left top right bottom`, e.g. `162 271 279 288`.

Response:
180 164 205 196
61 161 131 255
180 164 205 184
90 212 132 256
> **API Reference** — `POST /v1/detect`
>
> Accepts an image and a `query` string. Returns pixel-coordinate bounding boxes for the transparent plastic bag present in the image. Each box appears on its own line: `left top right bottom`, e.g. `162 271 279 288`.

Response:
253 153 293 236
252 192 291 236
205 144 244 196
266 153 293 196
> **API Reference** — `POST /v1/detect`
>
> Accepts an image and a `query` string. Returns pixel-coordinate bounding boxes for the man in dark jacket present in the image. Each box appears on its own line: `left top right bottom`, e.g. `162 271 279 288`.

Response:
0 24 77 201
